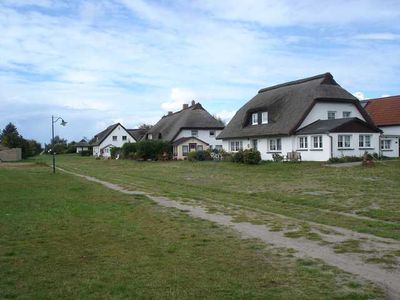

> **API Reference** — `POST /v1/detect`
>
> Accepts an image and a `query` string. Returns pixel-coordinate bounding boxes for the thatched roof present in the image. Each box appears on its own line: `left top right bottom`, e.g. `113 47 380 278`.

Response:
296 118 380 134
91 123 136 146
76 139 90 147
145 102 225 142
127 128 147 141
217 73 374 139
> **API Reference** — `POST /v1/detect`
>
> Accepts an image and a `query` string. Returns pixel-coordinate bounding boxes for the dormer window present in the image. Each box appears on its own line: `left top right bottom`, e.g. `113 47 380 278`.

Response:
261 112 268 124
148 133 153 140
252 113 258 125
251 111 268 125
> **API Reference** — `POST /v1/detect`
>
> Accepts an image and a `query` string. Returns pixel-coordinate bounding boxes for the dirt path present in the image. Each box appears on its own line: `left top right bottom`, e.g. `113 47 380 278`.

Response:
59 167 400 299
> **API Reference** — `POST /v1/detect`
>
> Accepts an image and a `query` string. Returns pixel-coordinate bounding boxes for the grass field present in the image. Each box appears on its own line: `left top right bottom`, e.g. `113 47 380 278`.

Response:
0 163 383 299
35 155 400 240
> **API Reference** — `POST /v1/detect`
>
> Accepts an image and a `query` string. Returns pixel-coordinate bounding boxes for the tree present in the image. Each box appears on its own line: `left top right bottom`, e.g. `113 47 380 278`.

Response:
0 123 22 148
138 123 153 131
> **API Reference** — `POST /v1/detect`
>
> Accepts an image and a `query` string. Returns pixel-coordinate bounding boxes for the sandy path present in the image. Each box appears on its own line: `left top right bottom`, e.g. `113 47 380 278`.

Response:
59 167 400 299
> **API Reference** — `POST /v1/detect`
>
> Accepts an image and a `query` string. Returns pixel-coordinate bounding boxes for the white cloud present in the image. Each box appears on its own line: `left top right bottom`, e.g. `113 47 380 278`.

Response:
215 110 236 123
353 91 367 100
355 33 400 41
161 88 196 111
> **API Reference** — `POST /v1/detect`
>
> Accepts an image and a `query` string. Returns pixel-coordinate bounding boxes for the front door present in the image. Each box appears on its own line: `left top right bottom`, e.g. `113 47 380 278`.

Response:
252 139 258 150
189 143 197 152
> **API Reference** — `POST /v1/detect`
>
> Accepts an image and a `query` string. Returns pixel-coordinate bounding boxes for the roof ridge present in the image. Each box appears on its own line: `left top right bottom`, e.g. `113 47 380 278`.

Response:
366 95 400 101
258 72 332 94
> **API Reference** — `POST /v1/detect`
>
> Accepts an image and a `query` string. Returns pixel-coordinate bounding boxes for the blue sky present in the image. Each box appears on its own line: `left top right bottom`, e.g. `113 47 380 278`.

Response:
1 0 399 144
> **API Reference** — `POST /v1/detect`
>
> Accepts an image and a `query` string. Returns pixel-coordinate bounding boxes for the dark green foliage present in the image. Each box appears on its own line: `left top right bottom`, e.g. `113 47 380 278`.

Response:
120 141 172 160
188 150 212 161
110 147 122 159
121 143 137 158
0 123 42 158
232 150 244 163
243 149 262 164
328 156 363 164
66 142 77 154
231 149 262 164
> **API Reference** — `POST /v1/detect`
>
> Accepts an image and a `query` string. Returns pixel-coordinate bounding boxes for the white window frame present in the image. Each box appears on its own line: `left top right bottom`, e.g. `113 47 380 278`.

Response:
209 130 215 136
112 136 117 141
197 145 203 151
252 113 258 125
191 129 198 137
327 111 336 120
359 135 371 148
182 145 189 156
381 139 392 150
343 111 351 118
311 135 323 149
261 112 268 124
122 136 127 141
148 133 153 140
230 141 243 152
269 138 281 152
338 135 352 149
298 136 308 149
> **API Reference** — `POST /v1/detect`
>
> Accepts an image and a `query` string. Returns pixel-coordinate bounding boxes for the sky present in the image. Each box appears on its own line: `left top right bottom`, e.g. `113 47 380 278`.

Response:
1 0 399 144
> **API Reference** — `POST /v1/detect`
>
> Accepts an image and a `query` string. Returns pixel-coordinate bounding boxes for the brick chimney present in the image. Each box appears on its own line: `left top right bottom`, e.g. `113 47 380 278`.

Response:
183 103 189 109
168 111 173 115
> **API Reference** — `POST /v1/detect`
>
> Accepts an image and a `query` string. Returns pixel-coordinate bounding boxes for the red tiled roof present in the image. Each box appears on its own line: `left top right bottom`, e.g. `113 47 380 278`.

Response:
365 95 400 126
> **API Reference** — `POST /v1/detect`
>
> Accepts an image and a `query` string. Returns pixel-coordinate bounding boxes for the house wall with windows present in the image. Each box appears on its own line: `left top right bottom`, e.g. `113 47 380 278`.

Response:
174 129 223 149
379 125 400 157
330 133 380 158
93 124 135 157
300 102 364 128
173 137 209 160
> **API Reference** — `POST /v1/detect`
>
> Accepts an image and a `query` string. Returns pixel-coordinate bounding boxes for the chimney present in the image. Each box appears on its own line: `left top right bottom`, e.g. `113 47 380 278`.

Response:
183 103 189 109
191 100 196 106
168 111 173 115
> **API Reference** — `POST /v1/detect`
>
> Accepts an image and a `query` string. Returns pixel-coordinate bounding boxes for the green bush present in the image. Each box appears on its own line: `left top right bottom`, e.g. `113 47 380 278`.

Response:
110 147 121 159
122 143 137 158
136 140 172 160
328 156 363 163
243 149 261 164
188 150 212 161
232 150 244 163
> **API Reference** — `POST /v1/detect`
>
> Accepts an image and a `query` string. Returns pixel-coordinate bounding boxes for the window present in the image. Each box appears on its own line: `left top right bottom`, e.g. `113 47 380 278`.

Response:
182 145 189 156
191 129 198 137
269 138 281 151
338 135 352 148
209 130 215 136
252 113 258 125
298 136 308 149
252 139 258 150
112 136 117 141
261 112 268 124
327 111 336 120
197 145 203 151
311 136 323 149
359 135 371 148
215 145 223 151
122 136 127 141
343 111 351 118
230 141 243 152
381 139 392 150
148 133 153 140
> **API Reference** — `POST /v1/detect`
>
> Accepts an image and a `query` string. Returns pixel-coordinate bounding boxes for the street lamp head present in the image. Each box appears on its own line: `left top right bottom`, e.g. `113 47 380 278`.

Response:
60 119 67 126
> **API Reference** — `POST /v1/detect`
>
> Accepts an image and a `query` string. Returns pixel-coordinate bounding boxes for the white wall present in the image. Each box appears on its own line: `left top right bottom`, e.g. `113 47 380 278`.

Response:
378 125 400 157
174 129 223 148
93 124 136 157
330 133 380 158
299 102 364 128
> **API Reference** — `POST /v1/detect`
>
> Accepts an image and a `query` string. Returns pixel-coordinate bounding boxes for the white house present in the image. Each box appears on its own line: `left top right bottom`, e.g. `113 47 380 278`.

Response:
143 101 225 159
75 139 90 153
365 95 400 157
91 123 137 157
217 73 382 161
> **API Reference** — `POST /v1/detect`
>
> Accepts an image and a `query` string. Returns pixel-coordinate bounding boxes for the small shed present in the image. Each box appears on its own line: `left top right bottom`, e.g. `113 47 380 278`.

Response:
75 139 90 153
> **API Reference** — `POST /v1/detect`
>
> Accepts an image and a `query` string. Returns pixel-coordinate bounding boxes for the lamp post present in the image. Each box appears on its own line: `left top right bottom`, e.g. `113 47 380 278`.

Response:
51 116 67 174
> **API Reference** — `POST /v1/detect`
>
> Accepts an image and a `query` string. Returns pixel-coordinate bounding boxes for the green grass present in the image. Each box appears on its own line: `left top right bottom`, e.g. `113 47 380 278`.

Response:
34 155 400 240
0 164 382 299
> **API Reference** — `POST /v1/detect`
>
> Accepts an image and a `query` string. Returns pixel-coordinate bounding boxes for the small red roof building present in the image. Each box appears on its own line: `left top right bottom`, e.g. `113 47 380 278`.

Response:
364 95 400 126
